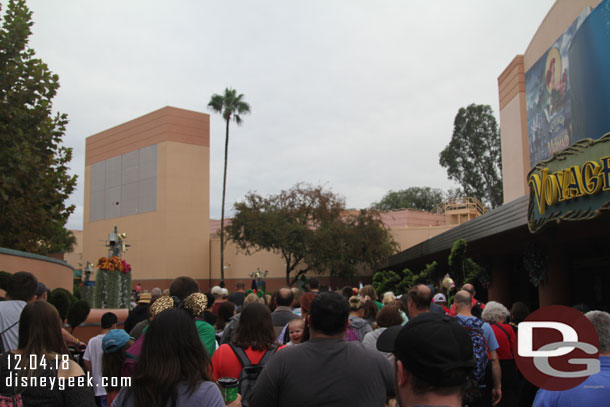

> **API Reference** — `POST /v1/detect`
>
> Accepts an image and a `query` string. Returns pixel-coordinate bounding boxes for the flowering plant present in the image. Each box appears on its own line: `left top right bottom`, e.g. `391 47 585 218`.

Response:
97 256 130 274
121 259 131 274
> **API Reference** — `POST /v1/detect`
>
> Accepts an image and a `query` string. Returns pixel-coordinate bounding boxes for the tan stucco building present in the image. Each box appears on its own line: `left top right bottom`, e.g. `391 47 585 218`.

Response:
82 106 211 289
79 106 476 292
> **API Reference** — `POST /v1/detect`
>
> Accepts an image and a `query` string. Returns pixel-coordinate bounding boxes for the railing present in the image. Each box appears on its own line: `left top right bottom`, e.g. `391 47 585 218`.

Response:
432 197 487 216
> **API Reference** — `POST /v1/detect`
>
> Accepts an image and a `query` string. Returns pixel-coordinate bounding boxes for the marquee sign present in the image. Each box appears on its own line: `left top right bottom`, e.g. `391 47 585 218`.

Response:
528 134 610 233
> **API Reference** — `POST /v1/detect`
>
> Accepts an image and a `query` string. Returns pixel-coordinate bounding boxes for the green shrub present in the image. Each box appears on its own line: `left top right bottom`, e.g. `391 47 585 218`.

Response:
0 271 11 291
48 288 73 321
67 300 91 331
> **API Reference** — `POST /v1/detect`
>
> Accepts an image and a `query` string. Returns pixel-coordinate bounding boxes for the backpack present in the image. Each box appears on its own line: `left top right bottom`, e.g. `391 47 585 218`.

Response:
455 316 489 384
228 344 278 407
344 325 360 342
121 334 145 378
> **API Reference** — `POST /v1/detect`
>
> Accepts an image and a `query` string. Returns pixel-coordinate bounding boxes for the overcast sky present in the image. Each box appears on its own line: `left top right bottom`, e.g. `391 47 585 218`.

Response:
17 0 555 230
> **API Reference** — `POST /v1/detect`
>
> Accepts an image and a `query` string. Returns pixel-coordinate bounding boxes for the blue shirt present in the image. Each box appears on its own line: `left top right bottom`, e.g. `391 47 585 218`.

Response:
455 315 499 352
533 356 610 407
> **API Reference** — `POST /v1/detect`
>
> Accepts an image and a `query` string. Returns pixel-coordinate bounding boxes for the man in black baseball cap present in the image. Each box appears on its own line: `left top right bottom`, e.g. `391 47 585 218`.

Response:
377 312 475 407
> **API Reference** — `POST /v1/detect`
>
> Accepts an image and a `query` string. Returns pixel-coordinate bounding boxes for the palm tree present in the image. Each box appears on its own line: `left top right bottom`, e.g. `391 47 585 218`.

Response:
208 88 251 285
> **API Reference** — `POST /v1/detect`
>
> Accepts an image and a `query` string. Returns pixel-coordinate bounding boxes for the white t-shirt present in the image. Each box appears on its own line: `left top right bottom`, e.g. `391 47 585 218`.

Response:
83 333 107 396
0 300 26 352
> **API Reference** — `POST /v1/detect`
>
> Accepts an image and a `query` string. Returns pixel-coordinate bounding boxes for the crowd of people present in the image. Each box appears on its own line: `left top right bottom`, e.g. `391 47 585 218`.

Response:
1 272 609 407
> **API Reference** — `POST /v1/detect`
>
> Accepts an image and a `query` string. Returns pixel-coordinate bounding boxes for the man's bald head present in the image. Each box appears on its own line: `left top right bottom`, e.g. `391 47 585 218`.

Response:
276 287 295 307
455 290 472 306
462 284 475 296
407 284 433 311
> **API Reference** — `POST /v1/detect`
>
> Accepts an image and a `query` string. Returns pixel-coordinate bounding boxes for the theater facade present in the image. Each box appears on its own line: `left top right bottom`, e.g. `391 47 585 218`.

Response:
380 0 610 311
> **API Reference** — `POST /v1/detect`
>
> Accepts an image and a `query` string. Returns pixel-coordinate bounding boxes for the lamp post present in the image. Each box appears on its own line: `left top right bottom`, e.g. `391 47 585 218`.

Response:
84 261 92 284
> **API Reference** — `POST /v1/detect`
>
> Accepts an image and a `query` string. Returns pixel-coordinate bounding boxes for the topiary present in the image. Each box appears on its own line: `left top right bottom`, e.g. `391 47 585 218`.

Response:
0 271 11 291
67 300 91 333
48 288 73 321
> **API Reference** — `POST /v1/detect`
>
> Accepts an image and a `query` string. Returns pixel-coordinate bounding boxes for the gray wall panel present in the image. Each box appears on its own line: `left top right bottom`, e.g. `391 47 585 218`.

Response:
90 189 105 222
140 145 157 180
105 156 122 188
90 161 106 192
121 182 139 217
89 144 157 222
105 186 121 219
139 178 157 213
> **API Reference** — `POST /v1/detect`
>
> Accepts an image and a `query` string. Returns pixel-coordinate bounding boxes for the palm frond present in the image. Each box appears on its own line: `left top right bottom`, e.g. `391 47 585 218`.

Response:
208 88 250 124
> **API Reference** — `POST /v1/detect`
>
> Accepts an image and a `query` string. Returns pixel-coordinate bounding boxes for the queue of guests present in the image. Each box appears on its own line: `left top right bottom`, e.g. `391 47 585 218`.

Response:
2 271 610 407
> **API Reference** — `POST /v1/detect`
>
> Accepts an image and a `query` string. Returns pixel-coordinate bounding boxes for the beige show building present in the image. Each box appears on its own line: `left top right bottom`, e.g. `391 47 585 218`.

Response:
82 107 210 290
80 106 479 292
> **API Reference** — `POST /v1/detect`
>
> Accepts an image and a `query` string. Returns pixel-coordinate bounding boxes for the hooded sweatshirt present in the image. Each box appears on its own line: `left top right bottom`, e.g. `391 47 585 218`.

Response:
348 315 373 342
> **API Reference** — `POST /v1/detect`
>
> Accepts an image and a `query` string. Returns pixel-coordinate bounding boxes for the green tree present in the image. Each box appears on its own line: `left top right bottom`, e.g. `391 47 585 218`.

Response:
372 265 432 297
208 88 250 284
373 187 446 212
448 239 484 288
226 184 397 285
439 104 503 209
0 0 77 254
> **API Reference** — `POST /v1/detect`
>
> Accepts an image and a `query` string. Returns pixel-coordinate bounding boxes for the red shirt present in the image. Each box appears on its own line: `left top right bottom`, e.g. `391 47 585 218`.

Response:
490 322 516 360
211 344 283 381
211 300 225 315
448 298 485 316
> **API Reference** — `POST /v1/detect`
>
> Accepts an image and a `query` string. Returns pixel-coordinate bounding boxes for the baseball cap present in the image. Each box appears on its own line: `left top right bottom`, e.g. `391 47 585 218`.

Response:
102 329 131 353
377 312 475 387
433 293 447 303
138 292 152 304
211 286 222 296
35 282 47 297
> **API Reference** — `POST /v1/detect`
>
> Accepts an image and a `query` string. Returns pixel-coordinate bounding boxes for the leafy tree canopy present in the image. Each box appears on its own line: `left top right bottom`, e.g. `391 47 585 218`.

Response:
0 0 77 254
372 261 440 296
226 183 398 285
448 239 488 289
372 187 446 212
439 104 503 209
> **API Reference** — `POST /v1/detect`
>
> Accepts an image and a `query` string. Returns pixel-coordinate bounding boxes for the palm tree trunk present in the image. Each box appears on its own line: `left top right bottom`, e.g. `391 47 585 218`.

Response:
220 118 230 285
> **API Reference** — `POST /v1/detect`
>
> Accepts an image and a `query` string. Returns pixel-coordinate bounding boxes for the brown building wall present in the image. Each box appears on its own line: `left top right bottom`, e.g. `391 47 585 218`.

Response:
82 107 210 285
86 106 209 166
0 250 73 293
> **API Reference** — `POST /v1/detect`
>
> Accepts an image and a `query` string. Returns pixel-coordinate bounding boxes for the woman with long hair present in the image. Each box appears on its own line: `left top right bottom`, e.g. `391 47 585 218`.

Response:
0 301 96 406
211 302 280 381
112 308 226 407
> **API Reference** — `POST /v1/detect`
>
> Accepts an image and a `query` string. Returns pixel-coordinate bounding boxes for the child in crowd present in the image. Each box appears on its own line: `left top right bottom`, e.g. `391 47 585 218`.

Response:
101 329 132 406
287 319 305 345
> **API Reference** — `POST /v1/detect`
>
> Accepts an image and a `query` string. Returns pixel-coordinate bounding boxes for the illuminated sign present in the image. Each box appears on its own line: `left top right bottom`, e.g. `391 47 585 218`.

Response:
528 134 610 232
